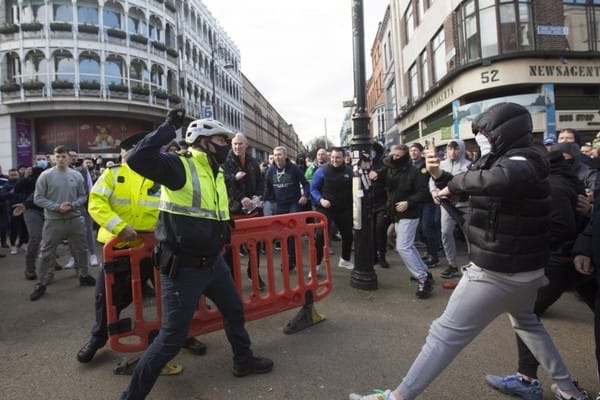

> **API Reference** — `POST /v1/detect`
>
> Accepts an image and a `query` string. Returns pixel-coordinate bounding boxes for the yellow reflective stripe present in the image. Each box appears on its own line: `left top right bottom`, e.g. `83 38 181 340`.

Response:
139 199 160 208
159 200 219 219
106 216 123 232
91 186 112 196
111 166 121 187
111 198 131 205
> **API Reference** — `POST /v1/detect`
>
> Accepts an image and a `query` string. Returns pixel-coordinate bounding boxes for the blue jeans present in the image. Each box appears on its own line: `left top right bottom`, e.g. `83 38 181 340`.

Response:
396 265 578 400
420 203 441 261
274 202 302 268
119 255 253 400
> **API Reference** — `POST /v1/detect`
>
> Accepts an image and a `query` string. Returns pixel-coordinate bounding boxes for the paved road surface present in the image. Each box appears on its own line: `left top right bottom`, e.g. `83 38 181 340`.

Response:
0 240 595 400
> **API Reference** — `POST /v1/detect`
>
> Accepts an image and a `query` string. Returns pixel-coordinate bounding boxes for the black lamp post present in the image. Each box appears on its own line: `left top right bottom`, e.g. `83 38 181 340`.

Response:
350 0 377 290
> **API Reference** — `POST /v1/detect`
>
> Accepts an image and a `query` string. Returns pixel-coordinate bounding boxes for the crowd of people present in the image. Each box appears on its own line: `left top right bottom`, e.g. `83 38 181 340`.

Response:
1 104 599 400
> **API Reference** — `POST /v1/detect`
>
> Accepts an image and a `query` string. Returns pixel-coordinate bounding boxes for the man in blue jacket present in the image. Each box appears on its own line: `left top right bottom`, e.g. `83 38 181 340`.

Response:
262 145 309 271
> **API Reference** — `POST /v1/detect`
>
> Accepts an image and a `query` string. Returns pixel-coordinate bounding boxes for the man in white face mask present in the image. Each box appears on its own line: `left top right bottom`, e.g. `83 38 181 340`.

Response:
474 132 492 157
351 102 587 400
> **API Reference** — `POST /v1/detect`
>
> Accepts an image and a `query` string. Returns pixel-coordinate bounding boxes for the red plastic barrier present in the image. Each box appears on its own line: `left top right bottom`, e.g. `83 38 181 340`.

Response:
104 211 331 352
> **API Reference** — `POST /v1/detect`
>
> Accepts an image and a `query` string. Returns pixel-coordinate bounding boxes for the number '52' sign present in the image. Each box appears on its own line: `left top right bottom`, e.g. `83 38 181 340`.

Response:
481 69 500 84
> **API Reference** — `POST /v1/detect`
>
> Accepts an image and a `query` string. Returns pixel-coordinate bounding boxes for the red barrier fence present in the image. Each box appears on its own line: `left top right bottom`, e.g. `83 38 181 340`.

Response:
103 211 331 353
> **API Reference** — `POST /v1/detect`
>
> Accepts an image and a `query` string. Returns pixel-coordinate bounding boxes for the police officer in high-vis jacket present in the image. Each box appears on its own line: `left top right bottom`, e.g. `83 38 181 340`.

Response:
76 132 207 365
118 110 273 400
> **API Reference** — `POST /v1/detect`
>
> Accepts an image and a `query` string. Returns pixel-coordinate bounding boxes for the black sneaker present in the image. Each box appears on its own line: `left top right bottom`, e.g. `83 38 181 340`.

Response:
440 265 461 279
30 285 46 301
425 258 440 268
416 273 433 299
77 338 106 363
183 337 207 356
79 275 96 286
232 356 274 377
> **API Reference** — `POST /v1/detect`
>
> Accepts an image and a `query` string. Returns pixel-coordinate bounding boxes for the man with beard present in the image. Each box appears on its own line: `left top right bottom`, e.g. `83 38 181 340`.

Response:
369 144 432 299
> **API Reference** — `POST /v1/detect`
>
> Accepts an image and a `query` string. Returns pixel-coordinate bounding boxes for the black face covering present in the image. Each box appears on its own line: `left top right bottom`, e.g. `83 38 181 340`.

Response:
210 142 231 164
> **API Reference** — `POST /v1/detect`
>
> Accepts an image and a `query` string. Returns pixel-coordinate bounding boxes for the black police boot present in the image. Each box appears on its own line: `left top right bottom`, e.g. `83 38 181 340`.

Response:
232 356 274 377
77 338 106 363
183 337 207 356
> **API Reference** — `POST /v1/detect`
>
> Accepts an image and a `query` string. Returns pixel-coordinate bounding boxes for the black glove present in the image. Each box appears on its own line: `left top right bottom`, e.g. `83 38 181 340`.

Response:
166 108 186 130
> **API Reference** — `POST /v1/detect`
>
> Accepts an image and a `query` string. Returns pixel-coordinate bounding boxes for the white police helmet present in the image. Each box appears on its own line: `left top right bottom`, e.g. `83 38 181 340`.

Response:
184 119 234 144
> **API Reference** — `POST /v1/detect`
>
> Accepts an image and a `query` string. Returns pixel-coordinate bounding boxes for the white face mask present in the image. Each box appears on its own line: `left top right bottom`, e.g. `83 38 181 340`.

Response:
475 134 492 156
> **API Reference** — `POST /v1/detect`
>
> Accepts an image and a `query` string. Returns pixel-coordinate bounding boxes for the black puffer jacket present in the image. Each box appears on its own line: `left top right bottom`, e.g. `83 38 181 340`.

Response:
381 151 429 221
223 150 264 215
437 102 552 273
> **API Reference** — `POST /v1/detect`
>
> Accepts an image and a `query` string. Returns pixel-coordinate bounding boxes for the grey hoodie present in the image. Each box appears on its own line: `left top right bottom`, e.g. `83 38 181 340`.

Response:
429 139 471 207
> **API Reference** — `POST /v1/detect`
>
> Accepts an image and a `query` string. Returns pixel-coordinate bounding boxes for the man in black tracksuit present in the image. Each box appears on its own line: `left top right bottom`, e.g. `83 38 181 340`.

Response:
310 147 354 272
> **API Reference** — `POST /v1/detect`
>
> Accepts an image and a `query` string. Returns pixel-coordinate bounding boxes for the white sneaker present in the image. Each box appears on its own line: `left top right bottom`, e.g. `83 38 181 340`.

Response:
90 254 99 267
308 264 323 279
20 243 28 252
64 257 75 269
349 389 392 400
338 258 354 270
10 246 17 255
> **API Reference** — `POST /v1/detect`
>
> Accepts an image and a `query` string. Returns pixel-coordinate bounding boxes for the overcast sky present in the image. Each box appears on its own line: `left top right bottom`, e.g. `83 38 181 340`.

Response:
201 0 390 147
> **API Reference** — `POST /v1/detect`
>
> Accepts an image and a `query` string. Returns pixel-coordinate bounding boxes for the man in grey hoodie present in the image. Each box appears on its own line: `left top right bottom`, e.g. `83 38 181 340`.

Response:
429 140 471 280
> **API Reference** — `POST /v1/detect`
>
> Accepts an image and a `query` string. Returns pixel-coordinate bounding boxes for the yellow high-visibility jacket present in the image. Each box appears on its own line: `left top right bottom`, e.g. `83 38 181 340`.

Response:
88 163 160 244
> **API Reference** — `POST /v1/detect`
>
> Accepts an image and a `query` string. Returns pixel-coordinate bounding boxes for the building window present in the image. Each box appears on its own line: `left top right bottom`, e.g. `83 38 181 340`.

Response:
103 7 121 29
456 0 534 64
21 0 48 23
432 28 446 83
420 50 429 93
128 11 147 35
78 3 98 25
105 57 124 85
130 60 149 86
409 63 419 100
417 0 425 24
54 1 73 22
480 0 499 57
54 51 75 82
405 2 415 43
79 54 100 83
563 0 600 51
23 50 45 82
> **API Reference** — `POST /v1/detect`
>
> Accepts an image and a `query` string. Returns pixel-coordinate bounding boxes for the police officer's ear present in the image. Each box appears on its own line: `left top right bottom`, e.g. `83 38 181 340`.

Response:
166 108 186 130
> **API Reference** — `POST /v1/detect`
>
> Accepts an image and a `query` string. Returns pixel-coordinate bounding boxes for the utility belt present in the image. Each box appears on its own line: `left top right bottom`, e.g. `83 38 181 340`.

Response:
152 243 219 279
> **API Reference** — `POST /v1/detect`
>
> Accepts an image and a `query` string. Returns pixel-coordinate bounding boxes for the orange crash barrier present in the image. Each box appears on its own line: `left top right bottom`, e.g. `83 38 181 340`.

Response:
103 211 332 353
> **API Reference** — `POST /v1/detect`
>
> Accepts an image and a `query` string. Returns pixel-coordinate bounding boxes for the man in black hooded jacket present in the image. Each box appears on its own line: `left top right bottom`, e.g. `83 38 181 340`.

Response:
485 150 597 399
351 102 587 400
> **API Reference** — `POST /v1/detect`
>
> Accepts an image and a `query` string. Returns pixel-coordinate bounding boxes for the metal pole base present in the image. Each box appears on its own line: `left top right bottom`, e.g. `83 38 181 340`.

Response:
350 269 378 290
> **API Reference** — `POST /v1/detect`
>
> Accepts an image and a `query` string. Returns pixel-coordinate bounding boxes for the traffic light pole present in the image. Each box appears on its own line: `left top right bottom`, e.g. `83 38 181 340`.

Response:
350 0 377 290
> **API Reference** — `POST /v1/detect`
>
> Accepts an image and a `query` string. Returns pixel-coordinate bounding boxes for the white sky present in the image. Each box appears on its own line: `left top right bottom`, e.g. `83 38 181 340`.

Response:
201 0 390 147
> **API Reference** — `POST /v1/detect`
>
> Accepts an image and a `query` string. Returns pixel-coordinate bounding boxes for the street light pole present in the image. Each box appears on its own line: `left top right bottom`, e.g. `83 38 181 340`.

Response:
350 0 377 290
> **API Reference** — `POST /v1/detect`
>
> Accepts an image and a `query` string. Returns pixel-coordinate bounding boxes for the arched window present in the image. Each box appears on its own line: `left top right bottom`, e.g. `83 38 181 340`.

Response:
5 52 22 82
130 59 149 86
150 64 164 88
54 0 73 22
22 50 46 82
78 3 98 24
79 52 100 83
105 55 124 85
127 8 147 35
21 0 48 23
149 15 162 41
103 1 122 29
53 50 74 82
